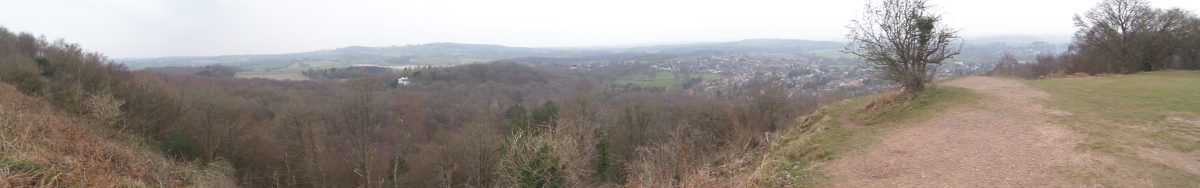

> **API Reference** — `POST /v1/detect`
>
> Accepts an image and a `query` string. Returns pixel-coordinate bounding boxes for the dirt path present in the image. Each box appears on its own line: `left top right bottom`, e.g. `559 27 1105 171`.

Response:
826 76 1096 187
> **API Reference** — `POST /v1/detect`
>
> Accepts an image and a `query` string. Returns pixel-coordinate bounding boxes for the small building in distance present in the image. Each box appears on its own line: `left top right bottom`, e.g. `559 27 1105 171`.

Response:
396 77 410 86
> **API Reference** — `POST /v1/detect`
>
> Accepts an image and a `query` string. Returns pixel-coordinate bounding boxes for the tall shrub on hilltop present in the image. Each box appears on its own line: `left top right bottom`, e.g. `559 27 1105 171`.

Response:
83 89 125 130
0 54 46 95
845 0 961 94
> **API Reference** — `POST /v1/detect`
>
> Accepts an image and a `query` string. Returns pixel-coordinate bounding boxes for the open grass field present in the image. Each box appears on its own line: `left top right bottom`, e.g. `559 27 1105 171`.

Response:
235 71 309 80
1028 71 1200 187
228 57 490 81
614 71 720 89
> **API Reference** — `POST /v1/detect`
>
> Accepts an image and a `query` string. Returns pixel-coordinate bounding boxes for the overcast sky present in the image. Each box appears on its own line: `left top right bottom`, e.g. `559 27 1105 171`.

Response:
1 0 1197 58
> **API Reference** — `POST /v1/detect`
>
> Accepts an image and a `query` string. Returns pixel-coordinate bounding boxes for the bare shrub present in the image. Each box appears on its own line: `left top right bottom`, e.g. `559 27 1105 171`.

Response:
864 90 911 111
84 89 125 130
627 125 760 187
498 131 569 188
989 54 1072 79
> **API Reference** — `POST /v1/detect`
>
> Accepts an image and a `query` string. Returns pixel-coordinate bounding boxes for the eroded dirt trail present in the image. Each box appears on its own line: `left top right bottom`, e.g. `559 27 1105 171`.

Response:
827 76 1095 187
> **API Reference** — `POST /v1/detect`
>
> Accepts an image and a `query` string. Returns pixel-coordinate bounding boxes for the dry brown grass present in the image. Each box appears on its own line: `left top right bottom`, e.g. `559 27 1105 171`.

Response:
0 83 235 187
623 127 770 188
755 85 979 187
861 90 909 112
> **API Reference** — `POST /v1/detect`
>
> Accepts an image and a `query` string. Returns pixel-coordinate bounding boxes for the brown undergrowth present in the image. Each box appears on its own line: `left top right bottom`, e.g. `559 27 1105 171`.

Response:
0 83 235 187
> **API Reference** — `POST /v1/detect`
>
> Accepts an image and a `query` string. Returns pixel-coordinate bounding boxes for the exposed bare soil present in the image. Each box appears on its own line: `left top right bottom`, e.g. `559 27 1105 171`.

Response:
827 77 1100 187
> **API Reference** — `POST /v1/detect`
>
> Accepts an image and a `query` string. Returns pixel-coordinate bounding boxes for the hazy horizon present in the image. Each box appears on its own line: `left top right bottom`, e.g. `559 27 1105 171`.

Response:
2 0 1197 58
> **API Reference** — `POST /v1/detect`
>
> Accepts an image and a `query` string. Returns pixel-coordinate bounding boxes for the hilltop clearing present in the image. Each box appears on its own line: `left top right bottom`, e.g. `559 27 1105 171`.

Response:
1029 71 1200 187
827 77 1095 187
760 73 1200 187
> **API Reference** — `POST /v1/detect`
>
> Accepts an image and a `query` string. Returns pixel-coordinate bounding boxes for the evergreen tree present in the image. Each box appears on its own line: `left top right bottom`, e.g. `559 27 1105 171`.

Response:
519 145 566 188
505 105 530 133
592 131 614 182
531 100 559 130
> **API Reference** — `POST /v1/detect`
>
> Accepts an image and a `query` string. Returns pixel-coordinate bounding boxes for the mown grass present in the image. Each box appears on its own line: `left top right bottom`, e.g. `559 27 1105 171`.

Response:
614 71 720 89
757 86 979 187
1027 71 1200 186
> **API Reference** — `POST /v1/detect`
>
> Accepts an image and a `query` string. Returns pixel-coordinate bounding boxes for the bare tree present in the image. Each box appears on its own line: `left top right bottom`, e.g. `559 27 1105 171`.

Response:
990 54 1020 77
184 85 249 165
742 78 789 132
1144 8 1194 70
1072 0 1192 73
845 0 960 94
1184 16 1200 70
1073 0 1152 73
339 77 387 187
278 97 330 187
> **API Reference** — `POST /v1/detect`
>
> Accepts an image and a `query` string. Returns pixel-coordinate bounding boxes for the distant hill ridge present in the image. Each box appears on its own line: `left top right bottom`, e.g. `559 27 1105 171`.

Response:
118 36 1069 70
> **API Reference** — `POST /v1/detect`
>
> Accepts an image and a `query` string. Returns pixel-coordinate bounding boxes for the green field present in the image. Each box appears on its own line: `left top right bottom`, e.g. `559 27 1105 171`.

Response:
236 71 309 80
409 57 492 65
614 71 720 89
229 57 489 81
1028 71 1200 186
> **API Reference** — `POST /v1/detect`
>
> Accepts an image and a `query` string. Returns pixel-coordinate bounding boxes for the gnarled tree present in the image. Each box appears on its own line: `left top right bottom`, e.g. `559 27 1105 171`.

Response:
845 0 960 94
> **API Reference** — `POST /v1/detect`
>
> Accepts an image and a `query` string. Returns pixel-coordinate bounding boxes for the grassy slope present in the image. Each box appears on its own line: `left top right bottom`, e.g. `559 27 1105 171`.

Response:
0 84 235 187
1027 71 1200 186
757 86 980 187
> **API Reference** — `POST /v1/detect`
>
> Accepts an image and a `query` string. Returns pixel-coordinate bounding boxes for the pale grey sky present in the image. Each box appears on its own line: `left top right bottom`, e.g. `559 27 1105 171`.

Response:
1 0 1196 58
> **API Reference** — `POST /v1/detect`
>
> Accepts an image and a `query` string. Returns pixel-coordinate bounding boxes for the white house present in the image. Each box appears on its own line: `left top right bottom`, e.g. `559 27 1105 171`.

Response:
396 77 410 86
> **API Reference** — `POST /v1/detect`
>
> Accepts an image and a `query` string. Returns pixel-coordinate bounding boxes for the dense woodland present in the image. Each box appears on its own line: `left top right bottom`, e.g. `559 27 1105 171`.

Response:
0 26 824 187
991 0 1200 78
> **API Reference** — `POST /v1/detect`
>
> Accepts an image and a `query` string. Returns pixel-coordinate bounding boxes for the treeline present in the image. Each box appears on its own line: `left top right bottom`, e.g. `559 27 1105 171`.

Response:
301 66 395 80
992 0 1200 78
145 65 241 78
0 27 819 186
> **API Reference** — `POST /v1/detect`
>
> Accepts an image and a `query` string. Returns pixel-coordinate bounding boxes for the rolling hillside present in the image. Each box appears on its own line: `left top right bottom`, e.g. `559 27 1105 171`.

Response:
117 43 579 70
118 36 1068 72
